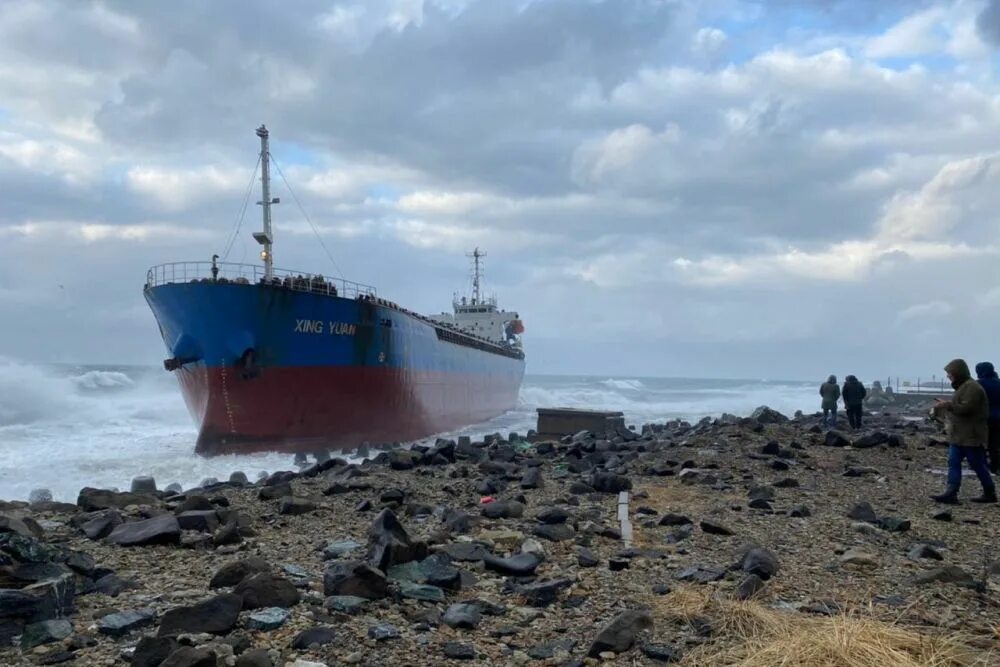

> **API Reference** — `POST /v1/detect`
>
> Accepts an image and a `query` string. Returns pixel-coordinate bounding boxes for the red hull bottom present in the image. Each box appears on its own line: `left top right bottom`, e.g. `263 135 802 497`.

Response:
176 365 522 455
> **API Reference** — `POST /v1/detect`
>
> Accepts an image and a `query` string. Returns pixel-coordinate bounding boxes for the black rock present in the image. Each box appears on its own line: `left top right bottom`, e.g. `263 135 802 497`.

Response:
20 619 72 649
131 636 179 667
175 510 219 532
609 558 629 571
366 509 426 572
159 646 217 667
291 625 337 650
96 608 157 638
932 510 953 522
587 609 654 657
235 649 273 667
787 505 812 518
736 574 765 600
483 552 542 577
257 483 292 501
824 431 851 447
747 486 775 502
738 547 780 580
443 542 492 562
516 578 572 607
533 523 575 542
323 561 388 599
80 511 122 540
209 557 271 589
772 477 799 488
368 622 400 640
442 602 481 629
172 496 214 514
520 468 544 489
389 450 415 470
664 525 693 544
442 509 473 534
233 573 301 609
913 566 975 587
535 508 571 524
748 499 772 511
380 488 406 504
157 593 243 636
908 544 944 561
699 520 734 536
278 497 316 516
443 641 476 660
589 473 632 493
877 517 911 533
107 515 181 547
641 643 682 662
578 548 600 568
658 513 692 527
761 441 781 456
481 500 525 520
527 639 575 659
76 487 158 512
847 502 877 523
751 406 788 424
853 431 889 448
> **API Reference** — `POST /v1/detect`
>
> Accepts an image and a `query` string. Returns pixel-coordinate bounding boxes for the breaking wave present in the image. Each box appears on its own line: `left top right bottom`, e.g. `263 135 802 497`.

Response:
0 358 818 502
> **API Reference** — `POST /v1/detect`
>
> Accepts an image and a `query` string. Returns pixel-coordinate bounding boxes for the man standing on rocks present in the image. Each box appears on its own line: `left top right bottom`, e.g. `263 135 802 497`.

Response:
930 359 997 504
975 361 1000 474
820 375 840 428
842 375 867 430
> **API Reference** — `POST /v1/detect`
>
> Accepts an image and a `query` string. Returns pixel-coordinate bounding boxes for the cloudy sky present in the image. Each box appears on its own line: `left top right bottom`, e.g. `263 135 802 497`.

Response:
3 0 1000 380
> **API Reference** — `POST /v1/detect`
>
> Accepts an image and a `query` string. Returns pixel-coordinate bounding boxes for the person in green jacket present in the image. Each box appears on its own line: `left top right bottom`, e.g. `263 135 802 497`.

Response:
820 375 840 427
930 358 997 504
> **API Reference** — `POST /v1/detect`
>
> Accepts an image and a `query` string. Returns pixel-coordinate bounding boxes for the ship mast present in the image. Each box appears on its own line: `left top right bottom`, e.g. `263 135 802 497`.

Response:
253 124 278 280
468 247 486 305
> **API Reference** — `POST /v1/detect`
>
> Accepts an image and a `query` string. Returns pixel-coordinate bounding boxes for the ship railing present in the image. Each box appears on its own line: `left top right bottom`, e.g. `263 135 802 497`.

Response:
145 261 377 300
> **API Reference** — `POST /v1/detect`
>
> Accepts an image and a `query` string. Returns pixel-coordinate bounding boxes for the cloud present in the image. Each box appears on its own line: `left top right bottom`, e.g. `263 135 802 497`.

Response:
3 0 1000 378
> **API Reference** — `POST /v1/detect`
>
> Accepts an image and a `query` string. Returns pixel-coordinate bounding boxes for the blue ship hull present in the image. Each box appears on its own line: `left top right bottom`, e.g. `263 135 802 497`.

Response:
144 278 525 453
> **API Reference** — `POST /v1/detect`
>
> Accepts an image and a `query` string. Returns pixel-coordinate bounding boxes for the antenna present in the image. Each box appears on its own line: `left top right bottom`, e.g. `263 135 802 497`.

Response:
252 124 280 279
467 247 486 305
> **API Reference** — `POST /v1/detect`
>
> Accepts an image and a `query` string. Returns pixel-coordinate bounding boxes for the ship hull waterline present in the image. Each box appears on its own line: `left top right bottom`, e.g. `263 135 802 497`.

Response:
145 281 525 455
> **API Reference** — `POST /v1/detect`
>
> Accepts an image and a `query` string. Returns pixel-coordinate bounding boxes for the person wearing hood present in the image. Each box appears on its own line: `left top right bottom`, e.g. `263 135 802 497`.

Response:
819 375 840 428
930 359 996 504
975 361 1000 474
841 375 867 429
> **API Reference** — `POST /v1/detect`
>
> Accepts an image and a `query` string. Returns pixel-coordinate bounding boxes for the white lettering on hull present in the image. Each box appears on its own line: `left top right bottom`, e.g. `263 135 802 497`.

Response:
294 319 357 336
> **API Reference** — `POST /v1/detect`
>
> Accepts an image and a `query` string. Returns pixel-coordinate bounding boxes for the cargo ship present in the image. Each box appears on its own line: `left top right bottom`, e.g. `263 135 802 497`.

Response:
144 126 525 454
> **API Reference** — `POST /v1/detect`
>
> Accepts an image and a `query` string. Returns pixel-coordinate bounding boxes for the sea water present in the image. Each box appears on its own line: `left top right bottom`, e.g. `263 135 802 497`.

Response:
0 357 818 501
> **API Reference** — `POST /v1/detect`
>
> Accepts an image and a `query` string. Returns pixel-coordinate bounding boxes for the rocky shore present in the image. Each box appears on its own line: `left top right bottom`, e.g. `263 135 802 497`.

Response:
1 402 998 666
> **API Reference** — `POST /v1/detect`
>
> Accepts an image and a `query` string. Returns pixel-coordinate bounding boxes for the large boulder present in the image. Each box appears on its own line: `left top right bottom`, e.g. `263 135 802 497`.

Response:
97 608 157 638
366 509 426 572
80 511 122 540
77 487 158 512
233 573 301 609
108 516 181 547
323 561 388 600
209 557 271 589
157 593 243 636
750 406 788 425
588 609 654 657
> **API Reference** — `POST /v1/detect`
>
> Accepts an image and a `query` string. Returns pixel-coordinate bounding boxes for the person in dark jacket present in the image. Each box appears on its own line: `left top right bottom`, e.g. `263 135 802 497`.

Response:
930 359 996 504
820 375 840 427
976 361 1000 474
841 375 867 429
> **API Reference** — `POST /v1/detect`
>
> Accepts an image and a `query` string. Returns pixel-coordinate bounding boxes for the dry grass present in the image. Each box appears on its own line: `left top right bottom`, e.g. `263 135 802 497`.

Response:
648 588 995 667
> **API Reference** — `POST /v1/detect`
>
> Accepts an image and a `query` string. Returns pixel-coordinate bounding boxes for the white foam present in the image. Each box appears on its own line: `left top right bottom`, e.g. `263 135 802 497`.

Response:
0 359 820 502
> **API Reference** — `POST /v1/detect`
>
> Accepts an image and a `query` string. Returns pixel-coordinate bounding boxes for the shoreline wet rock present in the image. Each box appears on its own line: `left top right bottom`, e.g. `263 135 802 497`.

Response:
0 400 997 665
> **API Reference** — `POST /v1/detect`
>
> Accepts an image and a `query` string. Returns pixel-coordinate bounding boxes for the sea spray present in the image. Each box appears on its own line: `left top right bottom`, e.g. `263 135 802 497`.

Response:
0 358 819 501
